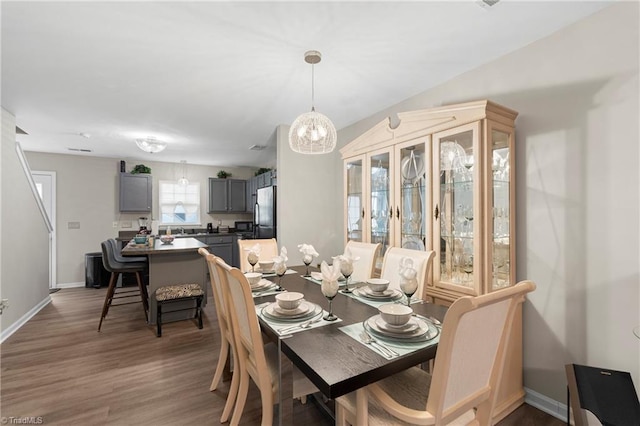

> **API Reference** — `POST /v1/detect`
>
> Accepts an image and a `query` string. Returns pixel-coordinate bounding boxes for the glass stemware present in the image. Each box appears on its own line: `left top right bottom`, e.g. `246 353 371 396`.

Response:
302 254 313 277
399 278 418 306
274 262 287 291
321 279 339 321
340 260 354 294
248 252 258 273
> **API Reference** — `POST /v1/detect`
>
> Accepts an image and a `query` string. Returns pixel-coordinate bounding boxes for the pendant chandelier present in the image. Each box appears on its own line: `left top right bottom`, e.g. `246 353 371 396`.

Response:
289 50 337 154
135 136 167 154
178 160 189 186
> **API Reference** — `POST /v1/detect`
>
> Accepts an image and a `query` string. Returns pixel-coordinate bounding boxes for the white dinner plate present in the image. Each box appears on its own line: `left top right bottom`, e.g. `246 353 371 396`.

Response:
365 315 437 341
251 279 276 292
272 301 312 317
401 152 424 182
374 316 420 334
262 301 321 322
354 287 403 301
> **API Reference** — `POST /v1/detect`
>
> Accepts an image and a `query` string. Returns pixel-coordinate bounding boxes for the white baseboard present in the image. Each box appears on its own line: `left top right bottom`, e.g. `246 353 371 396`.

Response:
1 295 52 343
55 281 84 289
524 386 567 422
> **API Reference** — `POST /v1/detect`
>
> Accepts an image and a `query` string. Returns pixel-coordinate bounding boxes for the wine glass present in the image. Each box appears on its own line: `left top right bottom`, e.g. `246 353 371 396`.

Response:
321 279 339 321
274 261 287 291
247 252 258 273
340 260 354 294
302 254 313 277
462 254 474 283
399 277 418 306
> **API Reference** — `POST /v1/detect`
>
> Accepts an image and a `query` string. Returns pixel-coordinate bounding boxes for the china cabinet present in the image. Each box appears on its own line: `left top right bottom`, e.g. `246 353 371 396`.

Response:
341 100 520 422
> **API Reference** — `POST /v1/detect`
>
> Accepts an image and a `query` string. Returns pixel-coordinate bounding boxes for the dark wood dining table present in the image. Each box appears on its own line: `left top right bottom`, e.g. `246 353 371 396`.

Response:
255 266 448 425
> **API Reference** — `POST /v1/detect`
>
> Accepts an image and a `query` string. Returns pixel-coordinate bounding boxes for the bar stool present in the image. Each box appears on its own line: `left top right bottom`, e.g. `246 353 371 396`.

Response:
155 283 204 337
98 240 149 331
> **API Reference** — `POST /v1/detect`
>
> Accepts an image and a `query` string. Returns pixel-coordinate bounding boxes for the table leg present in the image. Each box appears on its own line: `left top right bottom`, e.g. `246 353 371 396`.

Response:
277 338 293 425
356 388 368 424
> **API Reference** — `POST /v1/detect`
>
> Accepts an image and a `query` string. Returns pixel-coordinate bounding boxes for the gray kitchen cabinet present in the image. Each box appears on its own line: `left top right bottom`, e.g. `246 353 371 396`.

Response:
246 176 258 214
208 178 246 213
119 173 152 212
196 234 237 267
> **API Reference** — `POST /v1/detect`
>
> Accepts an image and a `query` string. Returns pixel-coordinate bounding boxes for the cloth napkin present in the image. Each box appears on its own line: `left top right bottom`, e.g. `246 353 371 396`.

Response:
246 243 262 256
320 260 341 296
298 243 319 264
398 257 418 295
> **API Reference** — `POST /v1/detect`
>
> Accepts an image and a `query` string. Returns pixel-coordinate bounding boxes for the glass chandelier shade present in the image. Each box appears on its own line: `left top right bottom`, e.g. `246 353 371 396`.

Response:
289 108 337 154
178 160 189 186
135 137 167 153
289 50 336 154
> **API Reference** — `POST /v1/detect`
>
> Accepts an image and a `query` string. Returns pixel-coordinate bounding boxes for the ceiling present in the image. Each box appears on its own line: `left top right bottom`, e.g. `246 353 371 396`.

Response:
2 1 612 168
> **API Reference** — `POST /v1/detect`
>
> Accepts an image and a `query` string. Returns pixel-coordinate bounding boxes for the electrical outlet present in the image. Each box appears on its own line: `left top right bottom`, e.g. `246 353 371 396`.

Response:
112 221 118 228
68 221 80 229
122 221 132 229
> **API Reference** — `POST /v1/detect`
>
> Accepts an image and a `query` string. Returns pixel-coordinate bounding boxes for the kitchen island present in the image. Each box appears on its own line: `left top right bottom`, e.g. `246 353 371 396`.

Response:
122 237 208 325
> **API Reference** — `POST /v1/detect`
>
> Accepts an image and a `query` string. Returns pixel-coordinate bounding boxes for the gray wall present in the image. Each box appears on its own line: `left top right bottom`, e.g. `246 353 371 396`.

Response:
1 108 50 337
336 2 639 406
25 152 255 285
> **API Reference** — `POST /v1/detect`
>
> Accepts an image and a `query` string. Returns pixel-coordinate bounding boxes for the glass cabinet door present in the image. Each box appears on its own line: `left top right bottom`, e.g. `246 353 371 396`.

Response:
433 122 480 295
368 149 393 269
395 139 428 251
489 124 513 291
345 156 365 243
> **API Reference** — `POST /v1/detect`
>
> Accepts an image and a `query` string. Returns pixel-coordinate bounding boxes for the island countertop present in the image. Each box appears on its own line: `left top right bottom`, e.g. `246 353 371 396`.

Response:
121 237 207 256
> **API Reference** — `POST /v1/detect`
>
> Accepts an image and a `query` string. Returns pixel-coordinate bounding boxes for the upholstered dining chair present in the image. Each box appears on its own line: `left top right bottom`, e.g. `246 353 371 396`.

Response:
237 238 279 273
335 280 536 426
98 240 149 331
380 247 435 300
216 258 317 425
344 241 381 283
198 248 239 423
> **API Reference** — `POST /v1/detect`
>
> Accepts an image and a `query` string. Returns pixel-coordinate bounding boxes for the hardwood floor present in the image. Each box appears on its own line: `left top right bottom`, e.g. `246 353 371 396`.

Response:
1 287 564 425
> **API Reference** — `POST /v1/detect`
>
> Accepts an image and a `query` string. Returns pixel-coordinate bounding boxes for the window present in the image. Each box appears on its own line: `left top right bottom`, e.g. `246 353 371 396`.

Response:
159 180 200 225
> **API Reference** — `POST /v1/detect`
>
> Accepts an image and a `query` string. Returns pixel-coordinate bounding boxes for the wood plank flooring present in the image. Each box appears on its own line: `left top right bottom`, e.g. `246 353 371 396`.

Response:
1 287 564 425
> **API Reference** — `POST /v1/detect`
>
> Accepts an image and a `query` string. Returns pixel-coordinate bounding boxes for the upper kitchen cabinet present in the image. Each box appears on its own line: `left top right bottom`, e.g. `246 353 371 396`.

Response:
208 178 246 213
340 100 517 302
119 173 152 212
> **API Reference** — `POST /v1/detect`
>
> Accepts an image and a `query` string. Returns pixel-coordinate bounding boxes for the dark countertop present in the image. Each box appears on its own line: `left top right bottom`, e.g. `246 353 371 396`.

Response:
121 237 208 255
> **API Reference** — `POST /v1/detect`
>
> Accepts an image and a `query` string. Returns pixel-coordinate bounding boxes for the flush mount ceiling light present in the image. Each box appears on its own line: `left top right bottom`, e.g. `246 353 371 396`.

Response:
135 136 167 154
289 50 337 154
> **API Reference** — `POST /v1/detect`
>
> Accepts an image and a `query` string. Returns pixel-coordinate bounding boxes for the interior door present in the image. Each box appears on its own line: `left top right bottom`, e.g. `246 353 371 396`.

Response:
32 171 56 289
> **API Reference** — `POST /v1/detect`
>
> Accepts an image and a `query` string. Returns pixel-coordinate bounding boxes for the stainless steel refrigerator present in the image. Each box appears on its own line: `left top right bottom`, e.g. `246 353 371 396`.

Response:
254 186 276 239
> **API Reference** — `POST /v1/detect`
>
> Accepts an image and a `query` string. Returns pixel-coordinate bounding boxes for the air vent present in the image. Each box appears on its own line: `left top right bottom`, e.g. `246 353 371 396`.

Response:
477 0 500 8
249 144 267 151
67 148 92 153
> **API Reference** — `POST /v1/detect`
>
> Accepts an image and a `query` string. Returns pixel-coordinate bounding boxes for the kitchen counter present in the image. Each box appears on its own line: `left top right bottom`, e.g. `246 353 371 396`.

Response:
122 237 208 325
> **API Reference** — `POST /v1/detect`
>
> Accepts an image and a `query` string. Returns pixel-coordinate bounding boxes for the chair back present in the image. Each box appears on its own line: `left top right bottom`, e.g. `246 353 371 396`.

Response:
426 281 536 424
345 241 381 283
380 247 434 298
216 258 273 405
566 363 640 426
237 238 279 272
198 248 232 342
100 240 118 272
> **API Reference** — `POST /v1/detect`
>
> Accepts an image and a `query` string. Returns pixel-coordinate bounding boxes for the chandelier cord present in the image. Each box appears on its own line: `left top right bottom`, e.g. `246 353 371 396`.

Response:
311 63 316 112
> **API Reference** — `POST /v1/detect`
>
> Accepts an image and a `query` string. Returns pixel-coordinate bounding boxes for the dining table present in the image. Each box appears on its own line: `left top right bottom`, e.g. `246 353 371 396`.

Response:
253 265 448 425
122 237 208 324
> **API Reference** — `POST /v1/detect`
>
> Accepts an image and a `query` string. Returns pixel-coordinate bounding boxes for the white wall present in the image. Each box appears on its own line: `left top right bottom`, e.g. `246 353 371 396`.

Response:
276 125 344 265
337 2 639 406
25 152 255 285
0 108 50 338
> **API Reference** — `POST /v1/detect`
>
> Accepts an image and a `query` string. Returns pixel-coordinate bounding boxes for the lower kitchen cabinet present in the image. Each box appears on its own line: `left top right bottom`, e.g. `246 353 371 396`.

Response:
195 234 238 267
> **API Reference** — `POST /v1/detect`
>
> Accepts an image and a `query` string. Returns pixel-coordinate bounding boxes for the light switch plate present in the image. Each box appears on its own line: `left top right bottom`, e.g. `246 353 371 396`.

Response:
68 221 80 229
112 221 118 228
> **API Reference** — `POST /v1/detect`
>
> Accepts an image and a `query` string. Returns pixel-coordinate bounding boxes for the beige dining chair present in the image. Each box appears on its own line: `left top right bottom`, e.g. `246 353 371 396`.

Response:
237 238 279 273
335 280 536 426
198 248 238 423
344 241 381 283
216 258 317 425
380 247 435 300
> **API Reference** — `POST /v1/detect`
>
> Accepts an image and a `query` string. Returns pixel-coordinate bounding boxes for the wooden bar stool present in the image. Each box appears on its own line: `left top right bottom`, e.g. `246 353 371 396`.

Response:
155 283 204 337
98 240 149 331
